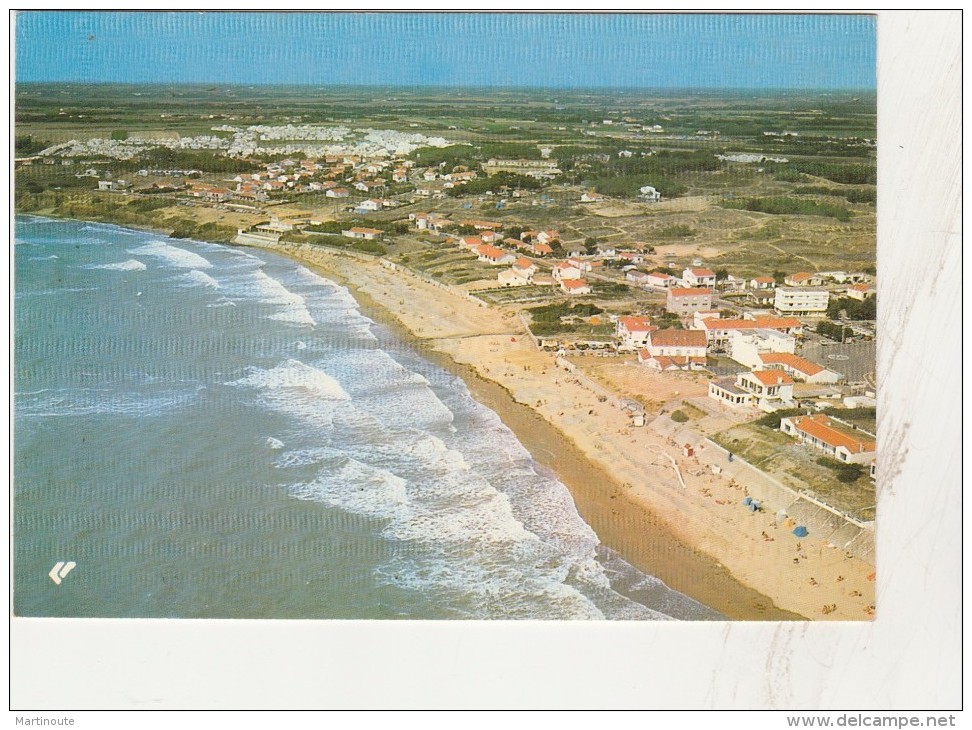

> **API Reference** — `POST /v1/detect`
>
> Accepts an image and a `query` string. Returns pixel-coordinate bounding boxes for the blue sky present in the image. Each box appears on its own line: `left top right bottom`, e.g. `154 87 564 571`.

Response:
15 12 876 89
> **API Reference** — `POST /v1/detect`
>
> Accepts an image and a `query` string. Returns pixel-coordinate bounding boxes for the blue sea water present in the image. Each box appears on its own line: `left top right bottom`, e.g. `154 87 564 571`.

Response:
13 216 721 620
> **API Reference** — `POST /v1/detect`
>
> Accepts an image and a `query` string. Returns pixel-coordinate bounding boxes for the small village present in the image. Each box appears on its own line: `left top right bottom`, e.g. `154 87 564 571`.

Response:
18 123 877 532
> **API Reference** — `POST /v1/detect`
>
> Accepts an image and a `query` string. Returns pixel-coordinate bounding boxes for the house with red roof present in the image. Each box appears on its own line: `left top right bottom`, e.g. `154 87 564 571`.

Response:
476 244 516 266
513 257 537 277
682 267 717 288
780 414 876 464
707 369 795 411
845 282 876 301
638 329 707 371
758 353 842 384
694 315 803 349
739 369 795 405
784 272 824 287
566 256 592 272
458 235 484 250
750 276 776 290
552 262 583 281
560 278 592 295
342 227 384 240
616 316 657 350
616 251 645 265
645 271 676 290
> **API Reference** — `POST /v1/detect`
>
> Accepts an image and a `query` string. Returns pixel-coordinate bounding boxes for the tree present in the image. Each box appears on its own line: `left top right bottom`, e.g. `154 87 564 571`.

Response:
715 268 729 281
584 236 600 254
773 270 787 285
816 320 852 341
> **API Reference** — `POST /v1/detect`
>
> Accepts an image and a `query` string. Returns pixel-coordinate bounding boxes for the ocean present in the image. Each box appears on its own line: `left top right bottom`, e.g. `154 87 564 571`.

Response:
13 216 721 620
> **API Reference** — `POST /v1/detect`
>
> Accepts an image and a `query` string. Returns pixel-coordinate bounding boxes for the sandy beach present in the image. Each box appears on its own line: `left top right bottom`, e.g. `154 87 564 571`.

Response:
244 240 876 621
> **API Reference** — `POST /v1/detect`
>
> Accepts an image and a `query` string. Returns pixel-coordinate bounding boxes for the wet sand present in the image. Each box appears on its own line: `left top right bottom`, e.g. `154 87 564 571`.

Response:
246 241 875 621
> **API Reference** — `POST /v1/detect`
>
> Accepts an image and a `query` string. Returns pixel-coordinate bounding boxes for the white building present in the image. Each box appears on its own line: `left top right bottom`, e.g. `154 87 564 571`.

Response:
727 328 796 369
759 353 843 384
552 262 583 281
780 414 876 464
638 329 707 370
560 279 592 295
341 227 384 240
774 287 830 316
498 269 531 287
639 185 661 202
845 283 877 301
682 267 717 288
616 316 656 350
645 272 676 290
708 369 795 411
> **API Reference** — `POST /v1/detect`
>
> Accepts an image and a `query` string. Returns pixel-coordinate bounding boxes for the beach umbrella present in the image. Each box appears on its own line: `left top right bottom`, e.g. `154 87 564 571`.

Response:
742 496 752 506
792 525 809 538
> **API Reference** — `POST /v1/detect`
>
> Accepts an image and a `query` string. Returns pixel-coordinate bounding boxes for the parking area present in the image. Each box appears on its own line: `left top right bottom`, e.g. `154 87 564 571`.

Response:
799 340 876 385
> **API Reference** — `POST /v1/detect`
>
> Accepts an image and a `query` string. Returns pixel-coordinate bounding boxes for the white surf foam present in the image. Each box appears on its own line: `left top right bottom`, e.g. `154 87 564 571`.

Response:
88 259 146 271
128 240 213 269
289 457 409 519
223 269 315 326
180 269 220 288
230 359 349 400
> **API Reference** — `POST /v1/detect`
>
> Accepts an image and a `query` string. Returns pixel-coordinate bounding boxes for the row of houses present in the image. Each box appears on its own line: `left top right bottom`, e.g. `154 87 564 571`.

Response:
615 308 840 383
662 285 833 317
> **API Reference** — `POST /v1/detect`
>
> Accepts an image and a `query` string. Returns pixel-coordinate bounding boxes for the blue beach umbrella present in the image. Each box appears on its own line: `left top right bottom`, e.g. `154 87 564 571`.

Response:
793 526 809 538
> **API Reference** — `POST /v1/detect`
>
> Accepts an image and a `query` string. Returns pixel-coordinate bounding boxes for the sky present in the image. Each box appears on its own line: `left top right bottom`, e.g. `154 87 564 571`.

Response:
14 12 876 90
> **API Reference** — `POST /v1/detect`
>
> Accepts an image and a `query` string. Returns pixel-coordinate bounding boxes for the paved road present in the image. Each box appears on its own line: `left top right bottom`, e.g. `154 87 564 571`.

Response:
799 340 876 384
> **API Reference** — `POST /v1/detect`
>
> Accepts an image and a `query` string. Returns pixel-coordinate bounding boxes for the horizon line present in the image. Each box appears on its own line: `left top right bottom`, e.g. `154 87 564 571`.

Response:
15 81 877 93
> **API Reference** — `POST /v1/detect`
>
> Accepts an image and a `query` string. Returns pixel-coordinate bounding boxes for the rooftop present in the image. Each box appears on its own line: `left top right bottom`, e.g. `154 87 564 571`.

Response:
759 352 826 376
649 329 707 348
747 370 794 387
786 414 876 454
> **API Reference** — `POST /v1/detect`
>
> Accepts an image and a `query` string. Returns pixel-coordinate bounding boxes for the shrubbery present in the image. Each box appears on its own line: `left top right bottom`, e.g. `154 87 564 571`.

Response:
816 457 867 483
656 224 696 238
721 196 852 221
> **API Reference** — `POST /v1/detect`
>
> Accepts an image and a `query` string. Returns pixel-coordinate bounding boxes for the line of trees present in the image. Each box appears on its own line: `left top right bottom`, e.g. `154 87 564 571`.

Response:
721 196 852 222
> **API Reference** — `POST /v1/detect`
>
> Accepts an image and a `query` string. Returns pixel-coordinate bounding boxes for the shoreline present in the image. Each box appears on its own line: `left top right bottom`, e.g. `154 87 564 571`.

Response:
298 257 798 620
248 240 813 620
17 213 876 621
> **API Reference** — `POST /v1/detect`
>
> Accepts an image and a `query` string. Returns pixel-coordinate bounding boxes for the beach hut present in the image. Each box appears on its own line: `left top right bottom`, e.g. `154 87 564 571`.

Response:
792 525 809 538
682 443 694 458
